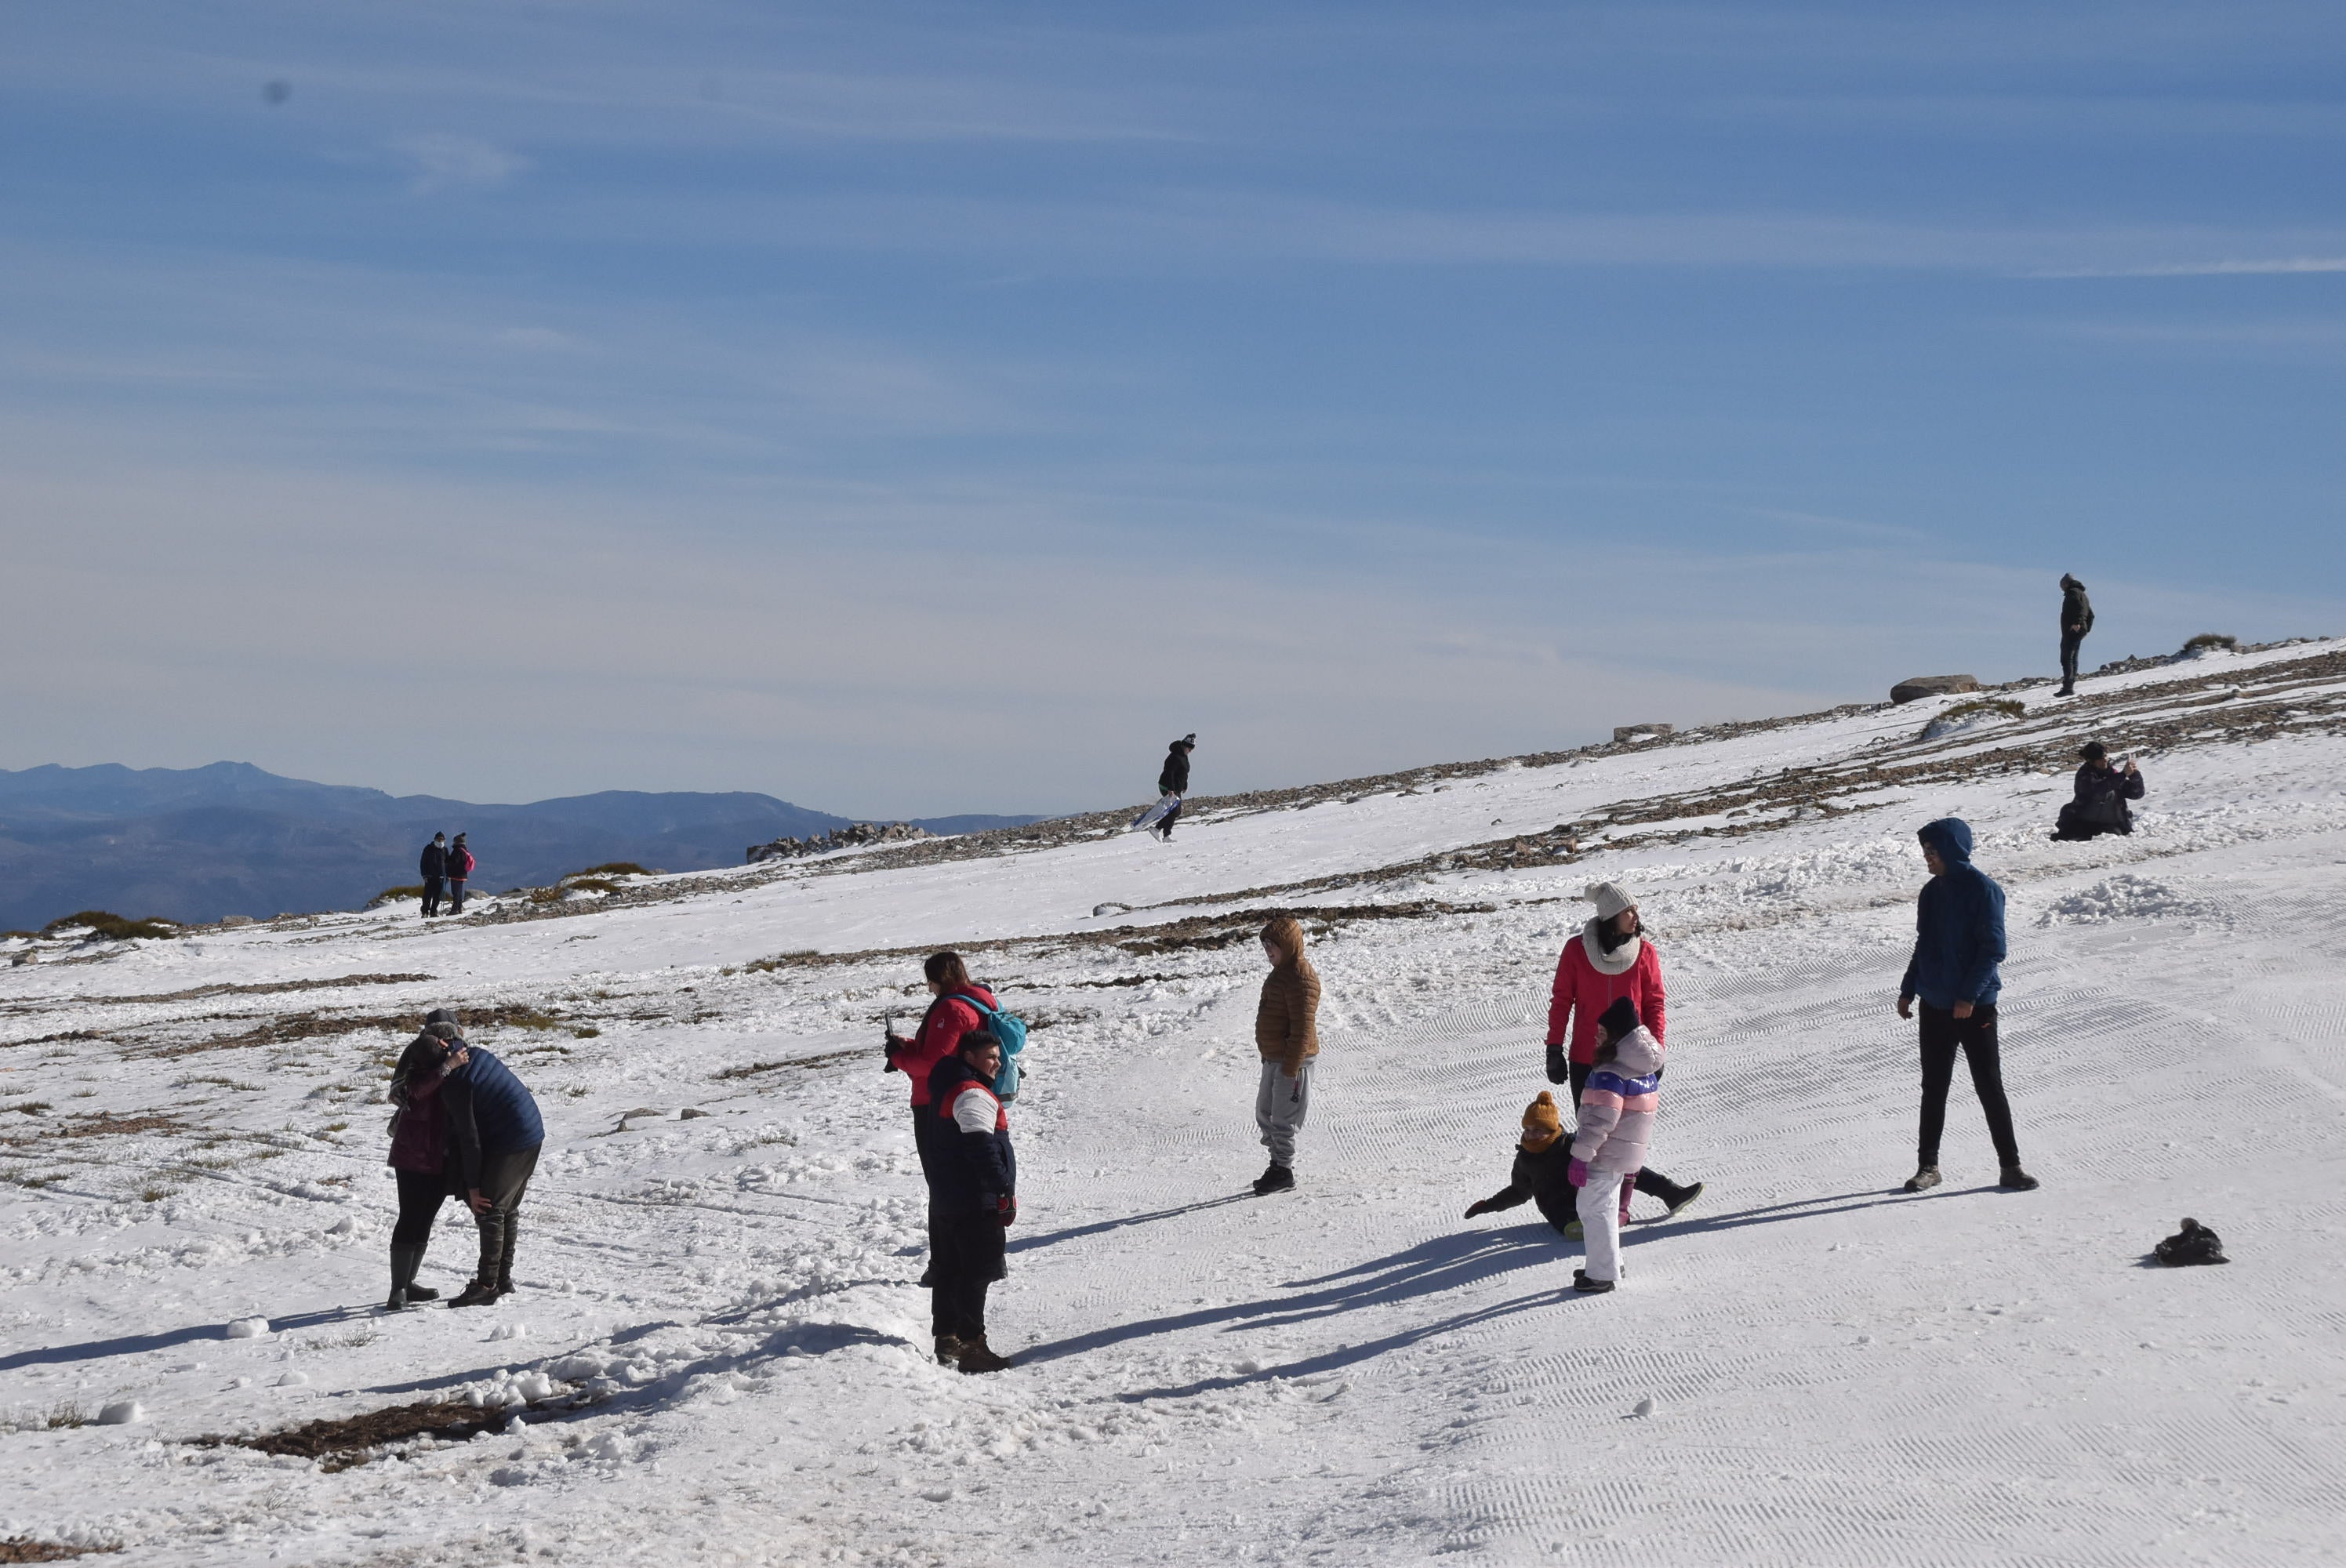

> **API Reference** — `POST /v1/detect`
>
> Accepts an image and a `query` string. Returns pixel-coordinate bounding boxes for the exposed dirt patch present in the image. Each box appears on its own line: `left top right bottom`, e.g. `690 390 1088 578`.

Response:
0 975 435 1018
0 1540 122 1563
194 1399 516 1472
713 1048 868 1080
127 1002 576 1061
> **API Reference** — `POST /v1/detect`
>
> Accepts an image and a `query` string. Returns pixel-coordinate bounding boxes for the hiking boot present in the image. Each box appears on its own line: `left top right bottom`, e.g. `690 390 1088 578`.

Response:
957 1336 1014 1374
447 1279 501 1308
1999 1166 2039 1191
1902 1164 1942 1192
1251 1161 1295 1196
384 1286 415 1311
1571 1271 1615 1295
935 1334 964 1366
1662 1181 1707 1219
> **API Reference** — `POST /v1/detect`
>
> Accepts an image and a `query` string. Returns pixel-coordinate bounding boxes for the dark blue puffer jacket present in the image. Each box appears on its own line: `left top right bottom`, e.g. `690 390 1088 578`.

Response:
440 1046 544 1188
1900 818 2006 1011
927 1053 1016 1215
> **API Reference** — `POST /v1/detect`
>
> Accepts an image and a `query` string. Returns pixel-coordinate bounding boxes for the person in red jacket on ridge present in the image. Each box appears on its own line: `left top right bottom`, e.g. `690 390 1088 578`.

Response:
884 952 999 1288
1544 882 1705 1226
445 833 476 914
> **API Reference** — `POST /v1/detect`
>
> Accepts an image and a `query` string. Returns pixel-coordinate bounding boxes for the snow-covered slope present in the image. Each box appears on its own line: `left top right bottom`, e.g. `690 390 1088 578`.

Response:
5 641 2344 1566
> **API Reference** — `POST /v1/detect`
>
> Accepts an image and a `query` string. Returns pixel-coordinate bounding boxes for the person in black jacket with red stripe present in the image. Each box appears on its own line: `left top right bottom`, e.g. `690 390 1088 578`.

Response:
927 1032 1017 1374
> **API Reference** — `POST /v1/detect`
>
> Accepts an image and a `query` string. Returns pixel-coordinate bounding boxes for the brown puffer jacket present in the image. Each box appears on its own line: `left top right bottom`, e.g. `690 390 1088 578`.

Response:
1255 917 1322 1072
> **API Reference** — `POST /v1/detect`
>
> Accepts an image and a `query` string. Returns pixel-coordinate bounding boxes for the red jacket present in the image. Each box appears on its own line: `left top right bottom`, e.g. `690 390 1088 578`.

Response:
895 985 997 1108
1545 927 1666 1065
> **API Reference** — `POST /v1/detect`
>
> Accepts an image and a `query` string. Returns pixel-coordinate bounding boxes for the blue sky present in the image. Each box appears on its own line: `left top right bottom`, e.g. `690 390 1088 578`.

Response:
2 1 2341 815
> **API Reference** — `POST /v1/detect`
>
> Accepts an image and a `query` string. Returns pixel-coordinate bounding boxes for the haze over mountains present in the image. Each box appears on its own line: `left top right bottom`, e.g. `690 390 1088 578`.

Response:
0 762 1041 931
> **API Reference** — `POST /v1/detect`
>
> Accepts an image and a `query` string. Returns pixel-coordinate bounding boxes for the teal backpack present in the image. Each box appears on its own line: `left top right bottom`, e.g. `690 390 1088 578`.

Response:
952 993 1030 1103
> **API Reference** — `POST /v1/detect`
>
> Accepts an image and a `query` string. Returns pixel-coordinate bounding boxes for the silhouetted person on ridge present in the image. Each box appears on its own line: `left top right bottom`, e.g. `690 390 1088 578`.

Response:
2057 574 2094 696
419 833 448 918
1155 733 1196 840
446 833 475 914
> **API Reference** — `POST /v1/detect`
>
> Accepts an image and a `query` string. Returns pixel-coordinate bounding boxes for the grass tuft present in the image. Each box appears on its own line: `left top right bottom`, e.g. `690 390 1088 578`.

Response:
38 911 180 942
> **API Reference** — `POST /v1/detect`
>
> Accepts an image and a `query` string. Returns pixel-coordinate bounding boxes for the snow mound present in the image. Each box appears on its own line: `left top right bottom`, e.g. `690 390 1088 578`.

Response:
2039 874 2221 926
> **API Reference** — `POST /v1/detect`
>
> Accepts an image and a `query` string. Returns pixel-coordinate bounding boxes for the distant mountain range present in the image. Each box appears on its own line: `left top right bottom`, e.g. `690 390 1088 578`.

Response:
0 762 1044 931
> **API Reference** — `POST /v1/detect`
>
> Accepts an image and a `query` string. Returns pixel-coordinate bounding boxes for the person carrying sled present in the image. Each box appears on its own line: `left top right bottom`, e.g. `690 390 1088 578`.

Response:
927 1029 1019 1373
1542 883 1704 1228
1567 997 1663 1294
382 1008 463 1308
438 1021 546 1306
884 953 1000 1287
1896 818 2038 1193
1463 1091 1580 1236
445 832 476 914
1250 913 1320 1196
1153 733 1196 840
2051 742 2144 841
2057 574 2094 696
419 833 448 918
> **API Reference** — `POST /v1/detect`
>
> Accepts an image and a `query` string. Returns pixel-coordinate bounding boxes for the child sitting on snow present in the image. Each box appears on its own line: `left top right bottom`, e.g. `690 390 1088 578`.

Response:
1464 1091 1585 1236
1568 996 1664 1294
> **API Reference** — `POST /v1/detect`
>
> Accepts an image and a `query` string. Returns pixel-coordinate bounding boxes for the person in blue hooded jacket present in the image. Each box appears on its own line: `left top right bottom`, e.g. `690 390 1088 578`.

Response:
1895 819 2038 1193
434 1025 546 1307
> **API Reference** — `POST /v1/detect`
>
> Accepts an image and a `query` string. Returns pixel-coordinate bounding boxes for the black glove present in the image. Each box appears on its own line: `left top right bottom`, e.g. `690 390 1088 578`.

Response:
995 1194 1018 1228
1544 1044 1568 1086
882 1032 906 1073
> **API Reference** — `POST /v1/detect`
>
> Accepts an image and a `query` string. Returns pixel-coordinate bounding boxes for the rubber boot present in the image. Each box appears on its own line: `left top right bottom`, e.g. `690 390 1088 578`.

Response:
387 1244 438 1308
1661 1181 1706 1219
386 1245 419 1310
957 1335 1014 1374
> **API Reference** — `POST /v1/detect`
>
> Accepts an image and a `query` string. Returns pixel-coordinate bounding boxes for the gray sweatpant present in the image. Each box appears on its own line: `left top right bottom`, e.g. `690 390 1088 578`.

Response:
1255 1058 1313 1167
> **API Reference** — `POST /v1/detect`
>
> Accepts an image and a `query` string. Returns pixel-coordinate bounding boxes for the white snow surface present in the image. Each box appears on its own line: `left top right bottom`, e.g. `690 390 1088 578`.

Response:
5 642 2346 1565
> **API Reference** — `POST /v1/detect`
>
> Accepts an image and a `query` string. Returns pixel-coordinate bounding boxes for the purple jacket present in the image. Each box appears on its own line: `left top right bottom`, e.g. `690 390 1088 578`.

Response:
1570 1025 1663 1174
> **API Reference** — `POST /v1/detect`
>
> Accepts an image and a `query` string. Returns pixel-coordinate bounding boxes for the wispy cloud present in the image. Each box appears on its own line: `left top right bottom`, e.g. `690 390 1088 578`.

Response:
392 132 530 194
2028 257 2346 279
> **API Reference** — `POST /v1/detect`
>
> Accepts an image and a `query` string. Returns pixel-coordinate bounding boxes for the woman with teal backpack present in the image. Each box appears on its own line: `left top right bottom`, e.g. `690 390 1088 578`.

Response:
884 953 1027 1287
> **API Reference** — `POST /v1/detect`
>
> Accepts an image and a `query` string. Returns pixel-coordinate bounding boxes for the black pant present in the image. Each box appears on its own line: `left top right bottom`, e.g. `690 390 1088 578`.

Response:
447 878 468 914
931 1210 1005 1340
469 1145 539 1287
2053 804 2130 841
2059 634 2084 689
1916 1004 2021 1166
913 1105 948 1265
421 877 445 916
1160 797 1182 837
392 1168 449 1247
1567 1061 1694 1207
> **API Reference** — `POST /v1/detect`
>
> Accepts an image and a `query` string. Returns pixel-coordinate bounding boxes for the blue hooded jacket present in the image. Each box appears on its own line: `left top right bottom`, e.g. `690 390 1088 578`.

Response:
1899 818 2006 1011
438 1045 544 1189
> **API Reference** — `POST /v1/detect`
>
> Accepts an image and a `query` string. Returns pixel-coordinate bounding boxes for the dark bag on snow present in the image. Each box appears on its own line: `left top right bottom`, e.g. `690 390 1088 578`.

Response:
2153 1217 2228 1266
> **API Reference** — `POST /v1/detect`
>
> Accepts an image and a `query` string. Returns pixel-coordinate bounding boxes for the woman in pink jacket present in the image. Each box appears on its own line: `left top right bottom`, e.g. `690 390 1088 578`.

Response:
1544 882 1703 1223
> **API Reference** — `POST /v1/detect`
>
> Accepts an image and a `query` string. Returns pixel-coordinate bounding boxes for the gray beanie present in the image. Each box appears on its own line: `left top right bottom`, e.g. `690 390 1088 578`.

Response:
1585 881 1635 921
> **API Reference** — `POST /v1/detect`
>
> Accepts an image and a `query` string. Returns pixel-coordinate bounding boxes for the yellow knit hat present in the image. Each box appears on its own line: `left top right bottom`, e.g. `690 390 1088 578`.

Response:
1520 1091 1563 1152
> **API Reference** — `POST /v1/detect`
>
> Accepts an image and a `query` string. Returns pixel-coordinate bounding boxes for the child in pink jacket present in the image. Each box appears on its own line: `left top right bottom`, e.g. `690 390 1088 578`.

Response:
1569 996 1663 1294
